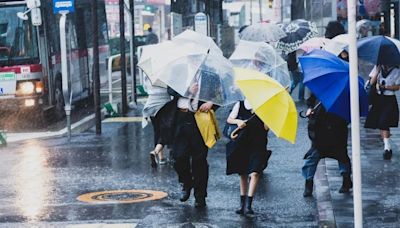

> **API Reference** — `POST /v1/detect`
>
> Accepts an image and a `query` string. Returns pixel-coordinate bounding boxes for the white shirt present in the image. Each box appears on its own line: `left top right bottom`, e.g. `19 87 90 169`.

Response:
369 66 400 96
229 100 253 119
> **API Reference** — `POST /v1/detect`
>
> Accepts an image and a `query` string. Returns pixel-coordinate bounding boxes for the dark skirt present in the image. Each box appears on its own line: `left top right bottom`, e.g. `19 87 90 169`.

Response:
226 121 269 175
364 95 399 130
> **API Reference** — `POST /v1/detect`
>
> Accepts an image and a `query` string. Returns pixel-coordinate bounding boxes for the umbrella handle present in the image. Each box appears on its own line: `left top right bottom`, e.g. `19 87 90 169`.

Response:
230 126 243 140
299 111 308 119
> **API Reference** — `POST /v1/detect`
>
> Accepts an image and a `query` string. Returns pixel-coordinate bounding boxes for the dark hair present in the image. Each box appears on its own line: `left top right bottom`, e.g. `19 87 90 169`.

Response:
148 27 152 32
325 21 345 39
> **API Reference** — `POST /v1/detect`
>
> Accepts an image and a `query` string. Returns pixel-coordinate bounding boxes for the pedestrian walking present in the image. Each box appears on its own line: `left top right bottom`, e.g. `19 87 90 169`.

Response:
142 77 172 168
302 94 353 197
226 100 271 215
168 82 216 208
145 27 159 45
364 65 400 160
300 50 357 197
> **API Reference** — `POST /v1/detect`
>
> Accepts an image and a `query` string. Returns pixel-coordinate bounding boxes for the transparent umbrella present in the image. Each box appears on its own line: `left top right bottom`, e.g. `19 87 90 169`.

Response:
138 40 209 87
229 40 291 88
173 29 223 55
239 22 286 43
157 51 243 106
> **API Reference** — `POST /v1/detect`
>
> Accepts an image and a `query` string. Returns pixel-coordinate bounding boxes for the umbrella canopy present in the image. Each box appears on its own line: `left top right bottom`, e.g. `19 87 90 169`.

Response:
299 49 369 122
324 34 349 56
356 19 372 38
277 19 319 54
298 37 330 53
173 29 222 55
234 68 298 143
239 22 286 43
229 40 291 88
159 51 243 106
354 35 400 65
138 41 208 87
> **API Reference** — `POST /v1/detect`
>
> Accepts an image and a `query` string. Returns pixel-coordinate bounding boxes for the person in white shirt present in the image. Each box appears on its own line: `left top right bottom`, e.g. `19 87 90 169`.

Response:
365 65 400 160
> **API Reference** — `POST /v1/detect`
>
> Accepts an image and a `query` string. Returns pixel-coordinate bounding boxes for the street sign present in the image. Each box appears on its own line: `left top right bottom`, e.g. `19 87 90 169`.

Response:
53 0 75 14
171 12 182 37
0 72 17 96
194 12 208 36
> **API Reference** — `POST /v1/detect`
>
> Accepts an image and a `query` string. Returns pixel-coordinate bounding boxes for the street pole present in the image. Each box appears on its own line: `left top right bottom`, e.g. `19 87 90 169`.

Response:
59 12 71 139
347 0 363 227
250 0 253 24
92 0 101 134
258 0 262 22
119 0 128 115
129 0 137 104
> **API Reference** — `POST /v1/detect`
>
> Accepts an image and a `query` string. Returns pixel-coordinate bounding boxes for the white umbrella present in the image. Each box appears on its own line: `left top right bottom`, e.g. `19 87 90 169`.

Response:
324 34 349 56
138 40 209 87
240 22 286 43
173 29 223 55
229 40 291 88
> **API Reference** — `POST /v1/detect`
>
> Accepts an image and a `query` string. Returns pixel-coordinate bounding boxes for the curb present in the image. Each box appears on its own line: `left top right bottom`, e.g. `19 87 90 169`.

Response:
315 159 336 228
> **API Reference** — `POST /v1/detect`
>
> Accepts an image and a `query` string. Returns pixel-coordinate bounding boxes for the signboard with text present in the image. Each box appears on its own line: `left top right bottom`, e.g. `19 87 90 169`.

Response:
0 72 16 97
53 0 75 14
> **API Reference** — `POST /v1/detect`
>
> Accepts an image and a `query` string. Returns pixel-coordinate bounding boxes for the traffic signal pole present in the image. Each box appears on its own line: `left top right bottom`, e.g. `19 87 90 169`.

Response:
92 0 101 134
129 0 137 104
119 0 128 115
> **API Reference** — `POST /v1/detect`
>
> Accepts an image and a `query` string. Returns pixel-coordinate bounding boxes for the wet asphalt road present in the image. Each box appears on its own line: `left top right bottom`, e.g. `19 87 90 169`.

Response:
0 103 319 227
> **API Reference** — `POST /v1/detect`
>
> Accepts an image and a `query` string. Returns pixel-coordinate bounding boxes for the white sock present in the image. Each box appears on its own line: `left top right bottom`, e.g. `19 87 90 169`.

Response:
383 138 391 151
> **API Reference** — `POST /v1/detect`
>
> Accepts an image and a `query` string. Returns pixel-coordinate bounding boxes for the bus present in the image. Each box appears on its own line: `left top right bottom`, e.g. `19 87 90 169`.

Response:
0 0 109 119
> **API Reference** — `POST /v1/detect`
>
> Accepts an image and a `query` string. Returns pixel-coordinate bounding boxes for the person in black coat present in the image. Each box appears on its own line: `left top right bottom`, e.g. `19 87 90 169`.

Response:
167 71 220 209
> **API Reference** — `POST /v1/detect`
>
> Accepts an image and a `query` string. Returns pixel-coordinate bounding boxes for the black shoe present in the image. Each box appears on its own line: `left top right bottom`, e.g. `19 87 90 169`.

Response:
179 185 192 202
245 196 254 215
235 195 246 215
339 174 353 193
150 151 157 168
303 179 313 197
194 198 206 208
383 149 392 160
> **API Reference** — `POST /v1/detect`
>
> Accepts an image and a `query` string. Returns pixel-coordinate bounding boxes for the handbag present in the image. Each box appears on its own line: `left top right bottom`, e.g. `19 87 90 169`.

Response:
365 79 377 105
194 110 221 148
223 123 237 139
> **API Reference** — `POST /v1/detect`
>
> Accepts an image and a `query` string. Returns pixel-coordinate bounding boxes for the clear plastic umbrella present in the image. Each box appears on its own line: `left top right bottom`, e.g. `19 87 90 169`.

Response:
138 40 209 87
173 29 223 55
239 22 287 43
324 34 349 56
158 51 243 106
229 40 291 88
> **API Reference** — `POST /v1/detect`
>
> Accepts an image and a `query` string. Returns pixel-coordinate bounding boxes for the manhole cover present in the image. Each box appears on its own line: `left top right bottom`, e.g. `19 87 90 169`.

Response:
77 189 168 204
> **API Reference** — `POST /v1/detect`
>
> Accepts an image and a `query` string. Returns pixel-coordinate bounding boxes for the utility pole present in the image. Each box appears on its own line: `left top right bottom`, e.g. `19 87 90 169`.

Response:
250 0 253 24
259 0 262 22
119 0 128 115
129 0 137 104
92 0 101 134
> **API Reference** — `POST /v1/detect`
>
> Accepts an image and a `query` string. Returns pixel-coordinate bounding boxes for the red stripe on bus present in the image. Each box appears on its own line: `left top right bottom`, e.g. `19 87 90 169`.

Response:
0 64 42 74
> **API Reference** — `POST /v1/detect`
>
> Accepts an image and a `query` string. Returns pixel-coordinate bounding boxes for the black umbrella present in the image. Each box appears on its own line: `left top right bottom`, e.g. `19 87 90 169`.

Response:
277 19 318 54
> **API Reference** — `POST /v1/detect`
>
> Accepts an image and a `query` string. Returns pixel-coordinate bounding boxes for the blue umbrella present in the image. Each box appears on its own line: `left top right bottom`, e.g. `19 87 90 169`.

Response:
299 49 369 122
355 35 400 65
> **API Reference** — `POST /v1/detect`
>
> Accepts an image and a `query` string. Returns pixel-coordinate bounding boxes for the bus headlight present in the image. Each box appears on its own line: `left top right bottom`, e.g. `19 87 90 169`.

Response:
19 82 35 95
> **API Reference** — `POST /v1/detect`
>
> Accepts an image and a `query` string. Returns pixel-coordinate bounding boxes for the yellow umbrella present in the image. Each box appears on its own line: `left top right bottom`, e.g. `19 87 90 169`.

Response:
234 67 298 144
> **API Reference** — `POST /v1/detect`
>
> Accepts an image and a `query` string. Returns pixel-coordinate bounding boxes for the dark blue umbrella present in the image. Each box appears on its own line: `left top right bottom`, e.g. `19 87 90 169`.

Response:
277 19 318 54
355 35 400 65
299 49 369 122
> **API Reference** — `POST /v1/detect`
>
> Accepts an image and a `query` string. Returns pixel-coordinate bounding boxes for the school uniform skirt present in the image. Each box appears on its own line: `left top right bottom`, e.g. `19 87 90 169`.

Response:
365 95 399 130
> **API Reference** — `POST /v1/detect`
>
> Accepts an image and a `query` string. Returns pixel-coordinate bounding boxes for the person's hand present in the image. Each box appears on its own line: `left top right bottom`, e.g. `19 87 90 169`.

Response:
189 83 199 95
306 108 314 117
379 84 386 91
199 102 213 112
236 120 247 129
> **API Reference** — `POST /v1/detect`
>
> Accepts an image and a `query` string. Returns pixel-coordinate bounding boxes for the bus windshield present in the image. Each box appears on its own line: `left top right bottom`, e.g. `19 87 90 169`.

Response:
0 5 39 67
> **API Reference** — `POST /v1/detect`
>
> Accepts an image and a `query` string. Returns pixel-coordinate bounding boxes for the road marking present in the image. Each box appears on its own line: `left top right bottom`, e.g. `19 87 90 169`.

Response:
102 117 142 123
77 189 168 204
66 224 137 228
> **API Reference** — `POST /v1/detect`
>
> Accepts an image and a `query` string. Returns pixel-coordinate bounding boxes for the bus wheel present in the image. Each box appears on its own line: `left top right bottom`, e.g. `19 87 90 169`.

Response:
54 79 66 121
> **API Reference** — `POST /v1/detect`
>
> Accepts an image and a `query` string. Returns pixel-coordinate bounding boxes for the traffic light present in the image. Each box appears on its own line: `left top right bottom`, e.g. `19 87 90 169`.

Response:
143 5 156 13
268 0 273 9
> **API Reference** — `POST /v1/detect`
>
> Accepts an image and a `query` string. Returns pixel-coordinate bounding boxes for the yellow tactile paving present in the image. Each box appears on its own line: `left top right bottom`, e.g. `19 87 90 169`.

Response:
102 117 143 123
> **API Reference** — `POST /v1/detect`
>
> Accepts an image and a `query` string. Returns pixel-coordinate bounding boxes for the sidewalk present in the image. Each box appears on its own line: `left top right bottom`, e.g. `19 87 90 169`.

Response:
319 119 400 227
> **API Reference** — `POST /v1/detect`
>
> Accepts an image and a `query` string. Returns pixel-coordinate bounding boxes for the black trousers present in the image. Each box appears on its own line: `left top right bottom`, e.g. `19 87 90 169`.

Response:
172 111 209 199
